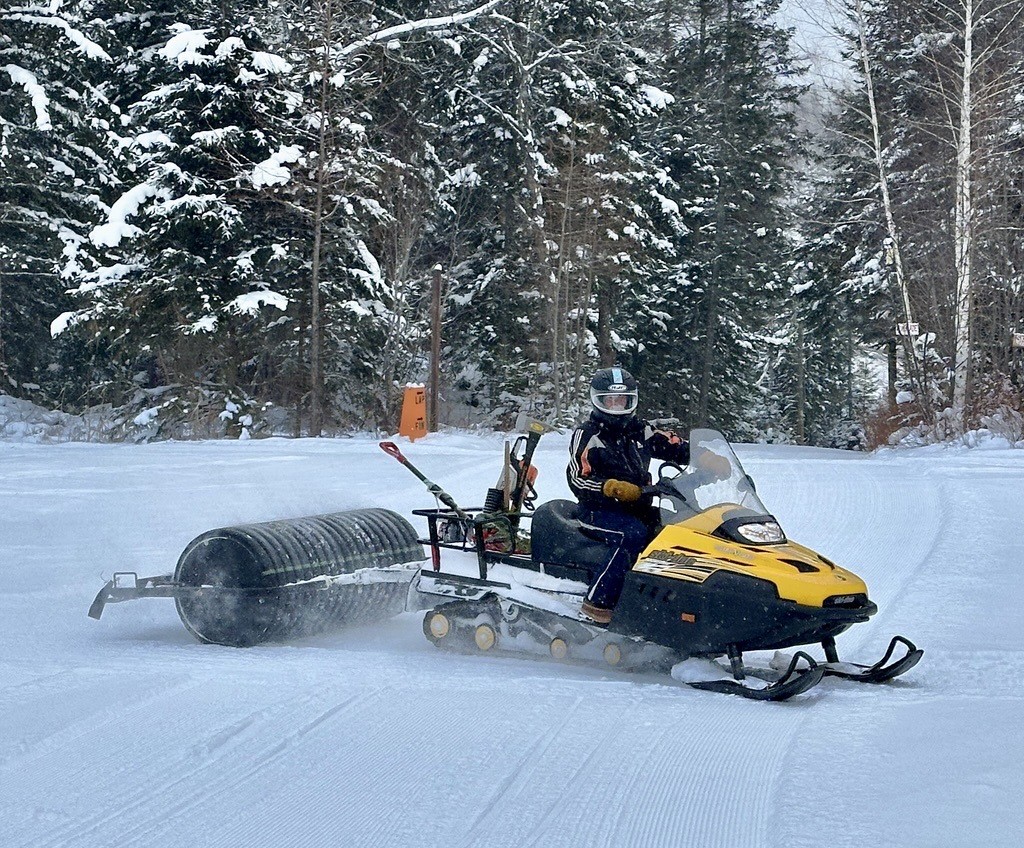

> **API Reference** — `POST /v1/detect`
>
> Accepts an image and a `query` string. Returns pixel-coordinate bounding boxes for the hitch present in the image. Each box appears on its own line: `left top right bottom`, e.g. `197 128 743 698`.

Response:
88 572 182 619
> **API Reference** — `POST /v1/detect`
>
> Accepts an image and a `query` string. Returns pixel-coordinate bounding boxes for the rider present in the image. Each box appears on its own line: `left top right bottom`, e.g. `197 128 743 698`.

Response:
567 367 689 624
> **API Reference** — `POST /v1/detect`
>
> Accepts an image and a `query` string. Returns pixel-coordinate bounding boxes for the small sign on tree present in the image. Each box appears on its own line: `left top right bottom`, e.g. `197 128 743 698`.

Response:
896 322 919 337
1012 331 1024 349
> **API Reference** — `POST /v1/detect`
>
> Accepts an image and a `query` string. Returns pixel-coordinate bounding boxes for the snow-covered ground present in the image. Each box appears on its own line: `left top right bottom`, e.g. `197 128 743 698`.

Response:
2 429 1022 847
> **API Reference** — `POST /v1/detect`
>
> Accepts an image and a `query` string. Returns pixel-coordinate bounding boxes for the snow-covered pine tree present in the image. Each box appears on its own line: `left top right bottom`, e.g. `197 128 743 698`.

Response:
536 0 681 423
282 0 504 432
341 1 452 429
634 0 802 432
764 237 875 446
62 4 306 436
426 0 562 424
0 1 117 404
429 0 676 425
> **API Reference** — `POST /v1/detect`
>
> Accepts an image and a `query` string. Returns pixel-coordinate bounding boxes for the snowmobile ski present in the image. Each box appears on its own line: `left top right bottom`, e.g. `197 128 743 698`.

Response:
817 635 923 683
684 651 825 701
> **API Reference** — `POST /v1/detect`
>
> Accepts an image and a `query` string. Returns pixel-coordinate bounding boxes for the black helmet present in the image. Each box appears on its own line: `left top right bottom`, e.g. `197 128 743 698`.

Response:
590 367 638 417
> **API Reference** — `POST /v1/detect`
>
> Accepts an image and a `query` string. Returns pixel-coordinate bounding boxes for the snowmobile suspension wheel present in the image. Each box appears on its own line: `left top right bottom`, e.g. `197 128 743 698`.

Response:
425 610 452 642
549 635 570 661
474 622 498 652
603 642 623 667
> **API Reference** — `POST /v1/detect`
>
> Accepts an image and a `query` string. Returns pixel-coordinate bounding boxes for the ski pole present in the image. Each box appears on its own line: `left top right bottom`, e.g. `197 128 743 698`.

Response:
379 442 472 521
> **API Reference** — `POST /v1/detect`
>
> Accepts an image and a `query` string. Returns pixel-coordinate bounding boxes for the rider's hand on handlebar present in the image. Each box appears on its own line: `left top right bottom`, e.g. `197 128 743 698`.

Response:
603 479 642 502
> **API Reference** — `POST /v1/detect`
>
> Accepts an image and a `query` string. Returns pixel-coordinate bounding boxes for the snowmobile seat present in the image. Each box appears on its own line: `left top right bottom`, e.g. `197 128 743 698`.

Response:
530 499 614 574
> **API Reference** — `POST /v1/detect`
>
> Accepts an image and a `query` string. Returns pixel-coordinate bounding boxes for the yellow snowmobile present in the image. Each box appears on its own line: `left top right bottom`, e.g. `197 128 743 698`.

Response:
401 426 923 701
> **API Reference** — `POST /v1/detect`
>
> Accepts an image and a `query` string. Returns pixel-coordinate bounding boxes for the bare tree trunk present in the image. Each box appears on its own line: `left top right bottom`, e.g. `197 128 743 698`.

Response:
550 119 581 420
0 272 6 389
572 264 593 401
698 193 724 427
596 280 616 366
951 0 976 429
852 0 930 418
294 301 306 438
514 60 555 412
697 0 726 427
308 0 334 438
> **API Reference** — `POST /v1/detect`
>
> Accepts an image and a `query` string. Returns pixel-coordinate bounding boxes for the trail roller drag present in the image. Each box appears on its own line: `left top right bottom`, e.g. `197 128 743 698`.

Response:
88 508 423 647
90 418 921 700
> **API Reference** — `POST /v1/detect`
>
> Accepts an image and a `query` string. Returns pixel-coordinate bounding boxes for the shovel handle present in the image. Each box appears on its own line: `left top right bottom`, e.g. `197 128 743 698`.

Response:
379 441 406 463
379 440 470 520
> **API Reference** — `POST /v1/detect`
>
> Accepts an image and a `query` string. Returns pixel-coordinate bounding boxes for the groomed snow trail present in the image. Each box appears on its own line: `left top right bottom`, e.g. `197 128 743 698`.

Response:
1 435 1021 847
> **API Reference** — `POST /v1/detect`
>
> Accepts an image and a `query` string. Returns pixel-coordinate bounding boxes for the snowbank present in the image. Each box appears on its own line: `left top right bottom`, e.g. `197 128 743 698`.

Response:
3 391 1021 451
0 394 112 443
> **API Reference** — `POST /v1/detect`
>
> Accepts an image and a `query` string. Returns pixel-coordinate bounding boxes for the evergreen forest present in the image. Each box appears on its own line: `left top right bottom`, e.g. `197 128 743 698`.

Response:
2 0 1023 444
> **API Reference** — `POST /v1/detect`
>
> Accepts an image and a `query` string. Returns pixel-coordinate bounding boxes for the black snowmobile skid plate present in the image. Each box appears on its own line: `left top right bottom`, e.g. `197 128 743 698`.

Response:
819 636 923 683
687 651 825 701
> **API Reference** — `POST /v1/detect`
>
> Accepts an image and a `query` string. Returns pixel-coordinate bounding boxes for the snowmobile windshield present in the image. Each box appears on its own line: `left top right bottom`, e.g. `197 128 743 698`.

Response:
657 429 770 523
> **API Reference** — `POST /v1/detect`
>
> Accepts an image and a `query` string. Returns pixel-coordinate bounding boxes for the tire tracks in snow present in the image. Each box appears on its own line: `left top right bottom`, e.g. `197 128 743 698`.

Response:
764 451 1024 848
595 694 823 848
435 680 824 848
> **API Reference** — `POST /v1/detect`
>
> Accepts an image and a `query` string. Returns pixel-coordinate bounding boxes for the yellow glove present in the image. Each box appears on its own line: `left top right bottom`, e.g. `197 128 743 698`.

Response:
603 479 642 502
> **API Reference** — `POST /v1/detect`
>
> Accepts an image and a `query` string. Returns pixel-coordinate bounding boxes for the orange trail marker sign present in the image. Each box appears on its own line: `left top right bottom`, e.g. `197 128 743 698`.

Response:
399 385 427 440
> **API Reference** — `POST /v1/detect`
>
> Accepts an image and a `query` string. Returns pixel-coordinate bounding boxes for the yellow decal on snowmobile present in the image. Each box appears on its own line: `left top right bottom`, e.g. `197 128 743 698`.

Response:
635 505 868 608
633 552 721 584
712 543 756 563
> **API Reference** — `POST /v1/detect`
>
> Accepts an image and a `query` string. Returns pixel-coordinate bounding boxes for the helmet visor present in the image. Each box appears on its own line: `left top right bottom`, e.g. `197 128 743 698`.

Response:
591 389 638 416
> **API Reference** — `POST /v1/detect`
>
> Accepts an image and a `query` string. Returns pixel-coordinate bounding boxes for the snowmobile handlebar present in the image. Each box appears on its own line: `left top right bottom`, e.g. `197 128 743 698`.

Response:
642 482 677 499
643 462 688 499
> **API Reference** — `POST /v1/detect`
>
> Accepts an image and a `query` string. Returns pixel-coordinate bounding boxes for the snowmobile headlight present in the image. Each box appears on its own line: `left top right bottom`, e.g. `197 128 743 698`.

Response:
735 521 785 544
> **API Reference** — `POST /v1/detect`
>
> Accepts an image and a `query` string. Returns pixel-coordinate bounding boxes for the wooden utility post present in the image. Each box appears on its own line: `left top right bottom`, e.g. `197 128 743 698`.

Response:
1012 330 1024 386
887 339 897 407
428 265 443 432
795 321 806 445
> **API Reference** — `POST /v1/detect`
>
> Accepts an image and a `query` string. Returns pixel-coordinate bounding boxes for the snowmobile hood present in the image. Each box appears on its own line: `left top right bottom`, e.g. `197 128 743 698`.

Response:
635 510 868 608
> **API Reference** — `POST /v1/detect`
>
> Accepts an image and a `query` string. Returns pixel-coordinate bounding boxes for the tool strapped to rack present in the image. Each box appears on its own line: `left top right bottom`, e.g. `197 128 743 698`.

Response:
483 414 560 529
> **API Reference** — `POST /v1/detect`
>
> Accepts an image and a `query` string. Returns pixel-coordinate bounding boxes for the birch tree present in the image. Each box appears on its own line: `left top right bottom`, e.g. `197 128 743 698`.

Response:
911 0 1023 428
848 0 930 414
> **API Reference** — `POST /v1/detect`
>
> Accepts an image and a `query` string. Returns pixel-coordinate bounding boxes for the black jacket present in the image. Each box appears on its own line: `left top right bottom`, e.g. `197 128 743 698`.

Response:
567 413 689 511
